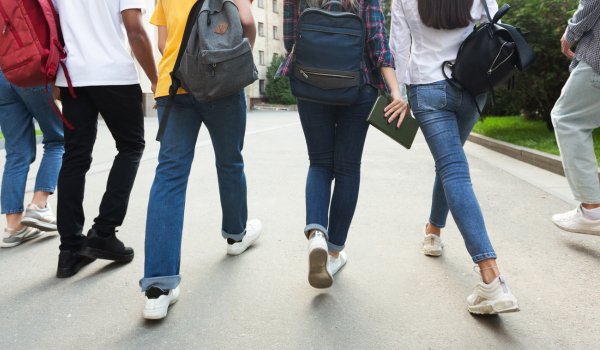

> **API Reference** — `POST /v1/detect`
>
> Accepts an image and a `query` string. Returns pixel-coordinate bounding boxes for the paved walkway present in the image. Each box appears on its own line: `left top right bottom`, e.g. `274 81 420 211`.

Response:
0 111 598 349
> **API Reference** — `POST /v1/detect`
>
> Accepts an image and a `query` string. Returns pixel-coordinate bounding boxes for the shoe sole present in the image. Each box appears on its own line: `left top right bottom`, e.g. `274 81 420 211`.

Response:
423 248 442 257
80 246 134 262
468 299 520 315
143 294 180 320
21 217 57 232
552 221 600 236
227 229 262 256
1 230 45 248
56 256 96 278
308 247 333 289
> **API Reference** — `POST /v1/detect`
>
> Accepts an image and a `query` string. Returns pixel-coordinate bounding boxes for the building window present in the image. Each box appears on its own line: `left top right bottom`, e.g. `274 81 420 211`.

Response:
273 0 278 12
259 51 265 65
259 80 266 94
258 22 264 37
258 0 263 8
273 26 278 40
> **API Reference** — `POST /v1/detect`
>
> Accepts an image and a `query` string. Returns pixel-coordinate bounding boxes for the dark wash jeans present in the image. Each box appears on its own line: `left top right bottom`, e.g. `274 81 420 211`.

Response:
409 80 496 263
57 85 145 253
297 84 377 253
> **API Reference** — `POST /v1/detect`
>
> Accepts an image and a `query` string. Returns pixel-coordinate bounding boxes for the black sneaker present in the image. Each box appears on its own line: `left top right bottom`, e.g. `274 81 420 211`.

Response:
79 229 134 262
56 251 96 278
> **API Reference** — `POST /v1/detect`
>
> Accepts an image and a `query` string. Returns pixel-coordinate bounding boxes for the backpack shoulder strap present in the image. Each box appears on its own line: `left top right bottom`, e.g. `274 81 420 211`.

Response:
156 0 205 142
497 23 536 71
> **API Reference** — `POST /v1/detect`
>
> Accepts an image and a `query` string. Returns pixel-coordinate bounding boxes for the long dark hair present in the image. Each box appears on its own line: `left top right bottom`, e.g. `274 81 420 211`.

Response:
418 0 474 30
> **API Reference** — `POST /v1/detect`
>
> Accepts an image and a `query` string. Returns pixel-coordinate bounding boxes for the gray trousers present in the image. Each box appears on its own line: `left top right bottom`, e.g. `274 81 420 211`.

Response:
552 61 600 204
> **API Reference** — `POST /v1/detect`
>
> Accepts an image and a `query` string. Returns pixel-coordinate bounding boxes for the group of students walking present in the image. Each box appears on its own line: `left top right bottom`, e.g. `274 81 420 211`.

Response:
0 0 598 320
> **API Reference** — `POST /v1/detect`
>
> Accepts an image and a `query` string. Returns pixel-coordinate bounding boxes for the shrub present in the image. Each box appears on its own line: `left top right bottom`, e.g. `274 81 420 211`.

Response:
265 54 296 105
483 0 579 131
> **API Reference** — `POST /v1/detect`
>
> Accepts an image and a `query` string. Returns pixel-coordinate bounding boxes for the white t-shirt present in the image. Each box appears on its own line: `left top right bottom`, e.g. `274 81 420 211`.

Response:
390 0 499 86
54 0 146 87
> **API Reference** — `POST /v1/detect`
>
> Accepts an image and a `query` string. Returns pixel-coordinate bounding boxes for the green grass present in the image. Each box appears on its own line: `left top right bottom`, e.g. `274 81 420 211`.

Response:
0 130 43 140
472 116 600 164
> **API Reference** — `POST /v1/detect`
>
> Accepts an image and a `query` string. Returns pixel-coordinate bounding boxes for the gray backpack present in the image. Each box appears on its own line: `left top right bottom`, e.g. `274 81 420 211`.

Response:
156 0 258 141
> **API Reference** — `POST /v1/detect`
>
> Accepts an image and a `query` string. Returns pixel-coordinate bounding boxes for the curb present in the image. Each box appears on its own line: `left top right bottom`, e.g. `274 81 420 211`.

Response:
0 135 43 150
467 133 600 179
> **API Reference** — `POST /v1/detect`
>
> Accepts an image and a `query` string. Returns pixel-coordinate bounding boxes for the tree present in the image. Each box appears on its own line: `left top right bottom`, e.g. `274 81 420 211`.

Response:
265 54 296 105
485 0 579 130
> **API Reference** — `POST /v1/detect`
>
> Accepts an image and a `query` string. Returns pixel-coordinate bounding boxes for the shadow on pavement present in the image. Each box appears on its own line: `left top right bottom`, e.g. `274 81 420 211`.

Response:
564 241 600 262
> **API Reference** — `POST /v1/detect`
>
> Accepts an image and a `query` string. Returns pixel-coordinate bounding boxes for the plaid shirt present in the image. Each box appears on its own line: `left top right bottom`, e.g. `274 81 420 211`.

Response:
565 0 600 74
276 0 395 90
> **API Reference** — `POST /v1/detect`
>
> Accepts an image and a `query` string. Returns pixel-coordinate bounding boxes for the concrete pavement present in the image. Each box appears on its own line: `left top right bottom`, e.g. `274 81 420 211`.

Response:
0 111 599 349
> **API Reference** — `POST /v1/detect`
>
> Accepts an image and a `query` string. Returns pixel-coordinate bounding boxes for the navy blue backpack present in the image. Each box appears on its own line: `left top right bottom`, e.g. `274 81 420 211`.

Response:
289 0 366 105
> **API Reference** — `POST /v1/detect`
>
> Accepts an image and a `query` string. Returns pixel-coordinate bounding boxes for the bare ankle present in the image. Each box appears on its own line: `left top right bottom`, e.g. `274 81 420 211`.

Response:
581 203 600 210
329 251 339 258
426 223 441 237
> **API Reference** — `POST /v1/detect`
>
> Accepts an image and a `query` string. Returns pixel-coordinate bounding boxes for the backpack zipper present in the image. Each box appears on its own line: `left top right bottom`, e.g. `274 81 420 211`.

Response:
300 70 353 79
300 27 361 37
3 57 35 73
488 42 514 75
0 4 23 48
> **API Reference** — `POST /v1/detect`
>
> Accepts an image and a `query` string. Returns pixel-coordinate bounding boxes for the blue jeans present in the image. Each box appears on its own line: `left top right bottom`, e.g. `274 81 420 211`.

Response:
140 91 248 291
410 81 496 263
0 70 64 215
297 84 377 253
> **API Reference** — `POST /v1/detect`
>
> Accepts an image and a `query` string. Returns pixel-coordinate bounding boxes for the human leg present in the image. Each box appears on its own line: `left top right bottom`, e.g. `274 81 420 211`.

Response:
297 98 336 288
57 87 99 253
140 94 201 291
326 85 375 254
552 62 600 205
14 83 64 231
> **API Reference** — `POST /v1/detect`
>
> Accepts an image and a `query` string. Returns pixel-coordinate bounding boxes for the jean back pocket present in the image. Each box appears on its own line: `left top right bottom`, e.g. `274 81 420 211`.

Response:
415 85 447 112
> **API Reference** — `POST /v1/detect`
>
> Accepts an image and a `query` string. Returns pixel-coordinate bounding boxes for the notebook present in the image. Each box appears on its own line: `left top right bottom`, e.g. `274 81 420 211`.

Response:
366 92 420 149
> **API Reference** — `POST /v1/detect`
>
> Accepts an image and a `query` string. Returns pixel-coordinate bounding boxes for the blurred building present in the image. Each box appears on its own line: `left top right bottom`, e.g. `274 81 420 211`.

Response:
137 0 286 115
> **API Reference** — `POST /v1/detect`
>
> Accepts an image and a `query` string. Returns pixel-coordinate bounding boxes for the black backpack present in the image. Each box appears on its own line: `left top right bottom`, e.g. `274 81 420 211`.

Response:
442 0 536 113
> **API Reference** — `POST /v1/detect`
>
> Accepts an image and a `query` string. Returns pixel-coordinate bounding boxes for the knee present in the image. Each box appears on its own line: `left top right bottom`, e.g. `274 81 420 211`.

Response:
333 158 361 174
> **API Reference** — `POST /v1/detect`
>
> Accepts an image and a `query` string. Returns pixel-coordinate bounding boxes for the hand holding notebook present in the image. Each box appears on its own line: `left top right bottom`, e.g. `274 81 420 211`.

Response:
366 90 420 149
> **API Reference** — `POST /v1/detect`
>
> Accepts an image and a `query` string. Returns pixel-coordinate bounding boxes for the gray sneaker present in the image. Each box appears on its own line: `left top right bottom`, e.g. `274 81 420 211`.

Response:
21 203 57 231
1 227 44 248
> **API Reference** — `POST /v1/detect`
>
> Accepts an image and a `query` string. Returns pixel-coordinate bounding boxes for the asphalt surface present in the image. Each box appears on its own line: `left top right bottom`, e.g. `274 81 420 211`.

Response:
0 111 598 349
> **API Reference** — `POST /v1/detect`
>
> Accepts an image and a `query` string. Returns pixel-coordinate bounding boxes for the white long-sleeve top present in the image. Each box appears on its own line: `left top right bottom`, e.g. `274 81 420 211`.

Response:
390 0 499 86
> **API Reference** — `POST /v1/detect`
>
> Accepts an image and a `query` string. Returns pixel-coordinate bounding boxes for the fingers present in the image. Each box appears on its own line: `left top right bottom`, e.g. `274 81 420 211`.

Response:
396 110 406 129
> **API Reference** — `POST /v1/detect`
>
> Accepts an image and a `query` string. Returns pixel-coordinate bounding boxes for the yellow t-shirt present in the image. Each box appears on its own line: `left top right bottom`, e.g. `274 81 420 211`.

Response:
150 0 196 98
151 0 253 98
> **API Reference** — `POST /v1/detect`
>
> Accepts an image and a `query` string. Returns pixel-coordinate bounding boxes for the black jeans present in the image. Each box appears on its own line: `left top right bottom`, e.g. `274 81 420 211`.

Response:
57 85 145 253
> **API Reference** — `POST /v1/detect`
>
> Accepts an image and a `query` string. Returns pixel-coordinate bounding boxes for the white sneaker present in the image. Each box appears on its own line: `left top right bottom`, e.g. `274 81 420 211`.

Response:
308 230 332 289
327 251 347 276
21 203 57 232
143 287 180 320
423 224 443 256
227 219 262 256
552 206 600 235
467 275 520 314
1 227 44 248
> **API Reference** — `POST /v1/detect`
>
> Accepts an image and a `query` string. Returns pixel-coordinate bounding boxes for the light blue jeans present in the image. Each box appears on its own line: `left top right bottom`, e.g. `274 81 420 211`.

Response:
0 70 64 215
552 61 600 204
409 80 496 263
140 91 248 292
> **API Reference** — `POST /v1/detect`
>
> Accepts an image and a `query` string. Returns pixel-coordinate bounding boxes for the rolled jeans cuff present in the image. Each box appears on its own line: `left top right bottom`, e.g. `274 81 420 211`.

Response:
139 275 182 292
327 241 345 253
1 208 24 215
34 188 55 194
221 228 246 241
573 196 600 205
428 219 445 229
304 224 329 240
471 252 497 264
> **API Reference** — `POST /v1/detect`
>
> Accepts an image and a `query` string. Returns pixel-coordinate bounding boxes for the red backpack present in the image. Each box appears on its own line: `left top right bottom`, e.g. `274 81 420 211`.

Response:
0 0 75 129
